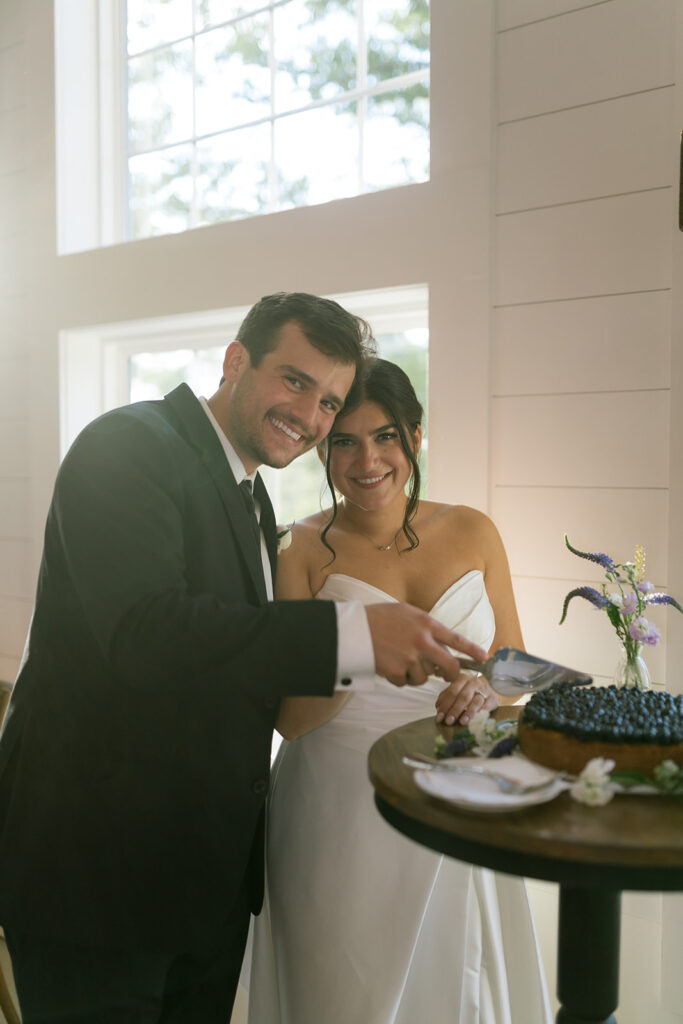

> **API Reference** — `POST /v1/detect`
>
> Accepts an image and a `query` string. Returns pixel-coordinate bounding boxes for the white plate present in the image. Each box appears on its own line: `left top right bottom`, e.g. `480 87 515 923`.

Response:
413 754 565 813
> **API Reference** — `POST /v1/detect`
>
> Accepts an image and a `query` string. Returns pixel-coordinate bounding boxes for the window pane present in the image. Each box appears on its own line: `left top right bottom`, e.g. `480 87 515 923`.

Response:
366 0 430 87
128 42 193 153
197 125 272 223
195 17 271 137
273 448 330 525
128 144 194 238
127 0 193 56
195 0 266 31
363 89 429 190
122 0 431 240
129 347 225 403
274 0 357 114
275 103 358 209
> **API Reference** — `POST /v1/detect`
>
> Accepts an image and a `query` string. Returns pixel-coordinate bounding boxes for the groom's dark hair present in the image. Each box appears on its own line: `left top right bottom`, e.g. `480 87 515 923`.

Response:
236 293 375 374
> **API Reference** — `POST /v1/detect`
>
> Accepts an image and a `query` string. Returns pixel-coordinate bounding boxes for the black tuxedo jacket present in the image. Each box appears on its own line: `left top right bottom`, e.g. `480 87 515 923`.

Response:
0 384 337 954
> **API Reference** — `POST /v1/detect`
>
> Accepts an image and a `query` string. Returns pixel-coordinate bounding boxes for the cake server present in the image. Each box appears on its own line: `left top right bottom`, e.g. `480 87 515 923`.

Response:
457 647 592 697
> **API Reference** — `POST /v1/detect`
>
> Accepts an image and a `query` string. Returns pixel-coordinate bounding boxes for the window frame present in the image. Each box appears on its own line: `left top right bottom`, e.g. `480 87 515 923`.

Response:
55 0 430 252
55 0 128 253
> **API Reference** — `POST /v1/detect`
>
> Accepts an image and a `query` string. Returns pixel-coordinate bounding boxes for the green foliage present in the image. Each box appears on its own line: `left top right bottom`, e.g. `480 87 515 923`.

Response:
281 38 357 98
127 0 431 231
215 25 269 69
369 84 428 129
611 761 683 794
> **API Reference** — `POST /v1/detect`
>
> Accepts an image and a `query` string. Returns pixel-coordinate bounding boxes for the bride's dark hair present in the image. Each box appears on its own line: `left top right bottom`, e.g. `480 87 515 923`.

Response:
320 358 424 560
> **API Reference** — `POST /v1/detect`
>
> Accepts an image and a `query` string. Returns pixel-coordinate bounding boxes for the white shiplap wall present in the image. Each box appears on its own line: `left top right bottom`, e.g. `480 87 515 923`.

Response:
492 0 677 690
0 0 31 686
494 3 683 1023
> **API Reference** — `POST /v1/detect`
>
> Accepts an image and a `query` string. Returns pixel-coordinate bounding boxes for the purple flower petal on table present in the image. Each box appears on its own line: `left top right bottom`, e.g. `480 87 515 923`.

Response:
444 737 470 757
487 736 518 758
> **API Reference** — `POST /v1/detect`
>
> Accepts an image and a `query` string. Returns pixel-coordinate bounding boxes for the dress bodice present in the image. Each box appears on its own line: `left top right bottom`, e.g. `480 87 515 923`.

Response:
314 569 496 723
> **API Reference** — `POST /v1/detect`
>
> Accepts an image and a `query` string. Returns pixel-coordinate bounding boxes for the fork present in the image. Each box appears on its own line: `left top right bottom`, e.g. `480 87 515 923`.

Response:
402 753 557 796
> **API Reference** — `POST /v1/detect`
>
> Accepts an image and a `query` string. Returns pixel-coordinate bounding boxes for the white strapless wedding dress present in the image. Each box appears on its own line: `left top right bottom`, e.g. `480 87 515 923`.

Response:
248 571 551 1024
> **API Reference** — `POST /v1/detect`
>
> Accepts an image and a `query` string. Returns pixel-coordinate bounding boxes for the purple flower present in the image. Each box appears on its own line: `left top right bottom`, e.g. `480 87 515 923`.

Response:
628 617 661 646
488 736 518 758
559 586 609 625
637 581 655 593
621 592 638 616
645 593 683 613
565 535 616 573
444 737 470 757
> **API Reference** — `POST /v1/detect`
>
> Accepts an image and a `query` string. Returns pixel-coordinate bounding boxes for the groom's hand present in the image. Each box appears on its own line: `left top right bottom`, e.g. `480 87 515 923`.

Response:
365 603 488 688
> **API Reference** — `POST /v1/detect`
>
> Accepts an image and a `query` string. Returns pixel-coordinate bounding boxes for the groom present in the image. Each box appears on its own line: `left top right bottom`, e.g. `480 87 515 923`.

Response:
0 292 486 1022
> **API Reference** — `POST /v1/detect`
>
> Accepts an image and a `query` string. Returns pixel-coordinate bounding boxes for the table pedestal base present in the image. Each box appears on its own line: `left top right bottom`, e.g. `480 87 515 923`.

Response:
556 885 620 1024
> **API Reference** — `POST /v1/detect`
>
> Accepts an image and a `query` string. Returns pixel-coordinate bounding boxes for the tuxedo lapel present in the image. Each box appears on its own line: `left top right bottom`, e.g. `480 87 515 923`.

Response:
163 384 268 604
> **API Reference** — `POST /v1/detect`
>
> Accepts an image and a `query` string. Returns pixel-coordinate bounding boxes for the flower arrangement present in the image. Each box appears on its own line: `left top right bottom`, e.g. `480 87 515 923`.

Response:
559 536 682 689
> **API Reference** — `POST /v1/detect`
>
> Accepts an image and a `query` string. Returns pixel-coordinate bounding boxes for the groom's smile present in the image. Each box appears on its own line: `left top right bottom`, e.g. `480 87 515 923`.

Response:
268 415 305 444
216 321 357 473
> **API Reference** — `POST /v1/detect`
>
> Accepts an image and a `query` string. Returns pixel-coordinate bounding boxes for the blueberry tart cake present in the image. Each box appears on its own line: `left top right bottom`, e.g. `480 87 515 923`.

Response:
517 683 683 774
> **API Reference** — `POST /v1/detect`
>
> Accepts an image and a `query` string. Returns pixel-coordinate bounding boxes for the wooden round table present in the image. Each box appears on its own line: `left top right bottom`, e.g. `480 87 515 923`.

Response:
367 709 683 1024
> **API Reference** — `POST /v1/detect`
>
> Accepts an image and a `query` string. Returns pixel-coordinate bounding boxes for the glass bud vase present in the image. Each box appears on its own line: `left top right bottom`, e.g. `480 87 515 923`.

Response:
614 644 651 690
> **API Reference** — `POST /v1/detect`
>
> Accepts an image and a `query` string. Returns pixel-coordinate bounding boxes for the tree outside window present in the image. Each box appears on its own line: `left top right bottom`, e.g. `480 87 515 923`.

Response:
126 0 430 239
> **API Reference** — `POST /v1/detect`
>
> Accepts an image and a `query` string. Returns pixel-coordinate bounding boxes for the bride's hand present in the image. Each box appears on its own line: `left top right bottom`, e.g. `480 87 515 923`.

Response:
434 672 498 727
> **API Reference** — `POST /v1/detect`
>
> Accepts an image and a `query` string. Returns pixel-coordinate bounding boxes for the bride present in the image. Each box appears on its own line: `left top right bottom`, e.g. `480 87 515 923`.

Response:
248 359 551 1024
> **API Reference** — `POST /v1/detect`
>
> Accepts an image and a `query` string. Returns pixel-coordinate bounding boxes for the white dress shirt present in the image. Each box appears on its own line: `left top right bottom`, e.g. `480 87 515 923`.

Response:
199 398 376 691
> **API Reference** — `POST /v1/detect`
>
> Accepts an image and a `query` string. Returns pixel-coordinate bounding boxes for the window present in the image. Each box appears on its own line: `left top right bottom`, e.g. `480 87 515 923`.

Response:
55 1 430 251
126 1 429 238
59 286 428 524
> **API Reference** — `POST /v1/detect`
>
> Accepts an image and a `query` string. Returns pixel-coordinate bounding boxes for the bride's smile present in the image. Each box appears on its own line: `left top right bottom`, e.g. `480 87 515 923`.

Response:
328 400 421 513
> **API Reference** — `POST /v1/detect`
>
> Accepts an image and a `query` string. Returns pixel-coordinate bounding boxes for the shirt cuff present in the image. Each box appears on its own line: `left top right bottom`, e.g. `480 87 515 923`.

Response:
333 601 376 692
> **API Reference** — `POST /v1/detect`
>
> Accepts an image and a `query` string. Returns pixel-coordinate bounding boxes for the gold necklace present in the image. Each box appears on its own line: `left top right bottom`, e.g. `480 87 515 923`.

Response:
361 528 400 552
339 503 401 551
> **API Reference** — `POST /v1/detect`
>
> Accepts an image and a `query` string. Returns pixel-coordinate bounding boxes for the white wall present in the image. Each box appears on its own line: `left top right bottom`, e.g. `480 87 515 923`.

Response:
494 2 683 1020
492 0 680 692
0 0 31 685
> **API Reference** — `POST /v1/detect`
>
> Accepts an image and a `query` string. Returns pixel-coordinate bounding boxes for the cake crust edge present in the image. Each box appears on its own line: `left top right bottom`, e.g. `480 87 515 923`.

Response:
517 718 683 775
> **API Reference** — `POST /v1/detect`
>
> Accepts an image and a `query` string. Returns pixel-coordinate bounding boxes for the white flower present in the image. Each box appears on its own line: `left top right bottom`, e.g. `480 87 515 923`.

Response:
607 593 624 608
468 709 496 747
580 757 615 786
569 757 616 806
277 527 292 553
656 759 679 782
466 709 516 756
570 778 615 806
